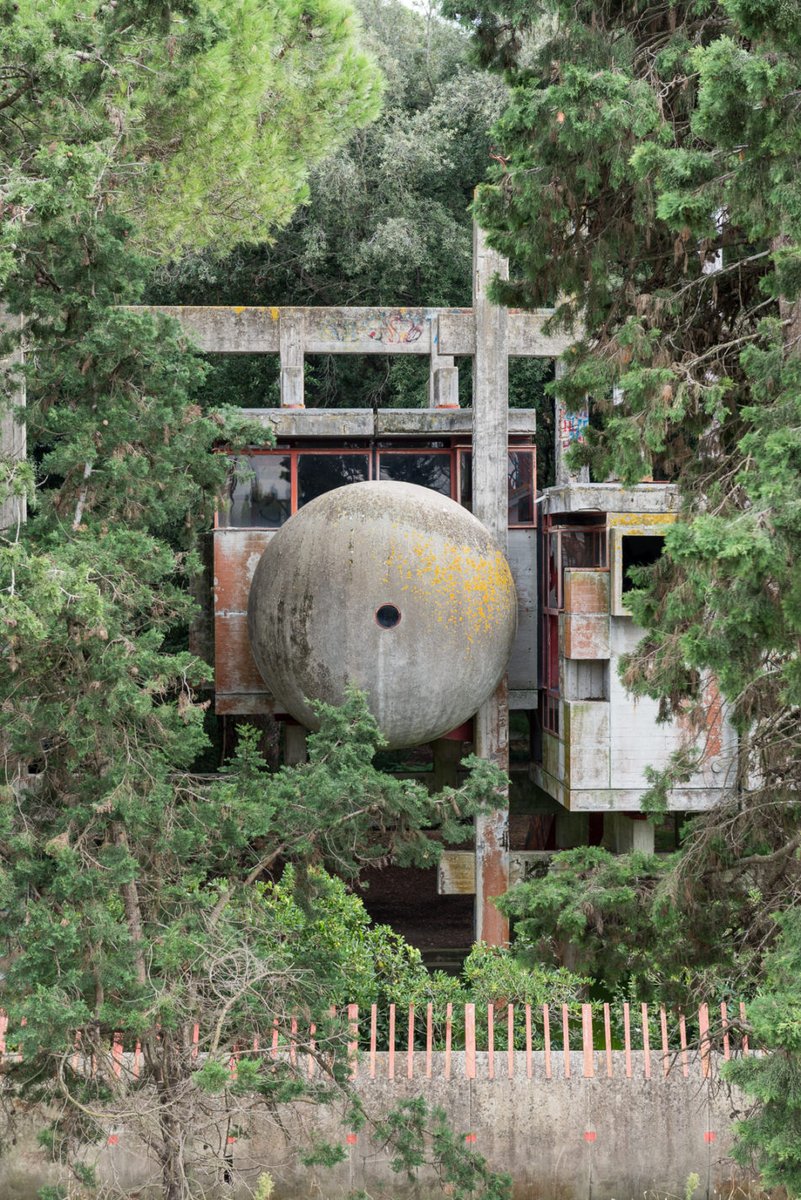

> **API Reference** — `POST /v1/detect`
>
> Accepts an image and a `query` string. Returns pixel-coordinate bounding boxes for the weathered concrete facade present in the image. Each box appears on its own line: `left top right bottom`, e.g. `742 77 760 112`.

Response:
126 224 738 929
535 484 736 816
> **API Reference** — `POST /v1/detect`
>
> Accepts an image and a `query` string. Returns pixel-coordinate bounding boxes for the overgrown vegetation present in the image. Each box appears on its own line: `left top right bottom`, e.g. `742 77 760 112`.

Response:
0 2 513 1197
442 0 801 1186
146 0 553 457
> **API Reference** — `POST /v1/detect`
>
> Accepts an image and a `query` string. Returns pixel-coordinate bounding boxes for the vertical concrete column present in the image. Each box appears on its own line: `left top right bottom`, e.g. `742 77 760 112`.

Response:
280 309 305 408
603 812 655 854
429 316 459 408
472 220 510 945
284 723 308 766
0 308 25 534
553 358 589 487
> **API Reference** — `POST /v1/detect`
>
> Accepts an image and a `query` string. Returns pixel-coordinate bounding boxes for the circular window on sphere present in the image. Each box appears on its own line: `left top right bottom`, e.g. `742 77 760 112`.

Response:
375 604 401 629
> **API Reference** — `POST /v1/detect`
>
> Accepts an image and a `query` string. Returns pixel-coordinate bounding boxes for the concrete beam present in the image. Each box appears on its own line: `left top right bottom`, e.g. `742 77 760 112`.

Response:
238 407 537 439
472 221 510 946
429 314 460 408
542 482 679 517
280 309 305 408
125 305 572 358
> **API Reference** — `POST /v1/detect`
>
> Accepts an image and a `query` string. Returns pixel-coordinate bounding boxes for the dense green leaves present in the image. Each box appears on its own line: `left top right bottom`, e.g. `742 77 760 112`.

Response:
2 0 381 259
725 910 801 1193
446 1 801 1187
0 2 514 1195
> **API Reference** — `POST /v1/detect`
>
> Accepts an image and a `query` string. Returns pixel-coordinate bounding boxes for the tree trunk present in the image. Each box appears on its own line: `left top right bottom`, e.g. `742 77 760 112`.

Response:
157 1062 187 1200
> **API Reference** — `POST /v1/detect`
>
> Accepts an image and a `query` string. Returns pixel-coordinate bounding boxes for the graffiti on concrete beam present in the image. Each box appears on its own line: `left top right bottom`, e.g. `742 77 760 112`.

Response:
325 309 427 346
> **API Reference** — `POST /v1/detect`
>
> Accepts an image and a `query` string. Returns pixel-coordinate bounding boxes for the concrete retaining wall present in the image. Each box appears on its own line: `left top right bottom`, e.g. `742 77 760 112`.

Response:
0 1052 762 1200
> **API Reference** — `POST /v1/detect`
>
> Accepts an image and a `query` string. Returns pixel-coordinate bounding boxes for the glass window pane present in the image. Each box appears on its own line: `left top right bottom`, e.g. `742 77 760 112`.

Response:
560 530 605 571
297 453 370 508
547 533 559 609
379 453 452 497
459 451 472 511
508 450 535 525
219 454 290 528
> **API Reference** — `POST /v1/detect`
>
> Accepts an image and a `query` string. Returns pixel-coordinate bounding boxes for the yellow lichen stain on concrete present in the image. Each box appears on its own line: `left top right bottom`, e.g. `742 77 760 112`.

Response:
381 529 515 648
607 512 676 529
270 307 280 322
232 306 246 315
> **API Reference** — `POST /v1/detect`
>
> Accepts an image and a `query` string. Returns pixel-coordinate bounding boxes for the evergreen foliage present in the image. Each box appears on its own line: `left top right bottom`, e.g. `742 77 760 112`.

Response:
497 846 765 1005
0 3 509 1195
725 909 801 1194
442 0 801 1185
148 0 552 430
2 0 380 259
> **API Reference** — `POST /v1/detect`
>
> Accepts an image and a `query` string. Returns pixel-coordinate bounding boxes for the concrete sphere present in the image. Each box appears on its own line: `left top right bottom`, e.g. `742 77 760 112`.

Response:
247 481 517 749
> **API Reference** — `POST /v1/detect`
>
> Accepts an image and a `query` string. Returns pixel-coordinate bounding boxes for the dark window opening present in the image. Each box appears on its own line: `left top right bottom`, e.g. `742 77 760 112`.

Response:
376 604 401 629
379 451 452 497
561 530 606 573
297 453 369 508
550 512 606 528
458 448 537 527
622 535 664 593
508 450 535 525
544 522 607 611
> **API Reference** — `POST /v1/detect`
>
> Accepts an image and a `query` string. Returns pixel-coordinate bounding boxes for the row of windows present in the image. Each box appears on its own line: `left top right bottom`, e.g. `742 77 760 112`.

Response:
217 447 537 530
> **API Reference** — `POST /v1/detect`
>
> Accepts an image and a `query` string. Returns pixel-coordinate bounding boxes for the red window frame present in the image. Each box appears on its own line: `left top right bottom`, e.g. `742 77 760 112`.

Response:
216 442 538 530
540 517 608 736
216 448 373 529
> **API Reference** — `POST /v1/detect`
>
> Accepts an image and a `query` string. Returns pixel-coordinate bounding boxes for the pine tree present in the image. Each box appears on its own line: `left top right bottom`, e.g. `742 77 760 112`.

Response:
2 0 381 259
724 909 801 1195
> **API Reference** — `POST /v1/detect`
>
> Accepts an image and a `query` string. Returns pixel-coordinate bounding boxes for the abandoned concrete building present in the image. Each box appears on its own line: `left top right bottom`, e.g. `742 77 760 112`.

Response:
131 225 735 955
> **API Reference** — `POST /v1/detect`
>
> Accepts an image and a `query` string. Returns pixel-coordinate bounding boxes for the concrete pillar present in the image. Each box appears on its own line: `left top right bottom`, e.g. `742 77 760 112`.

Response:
604 812 655 855
432 737 463 792
284 723 308 766
553 358 589 487
554 809 589 849
430 315 459 408
472 219 510 945
279 309 304 408
0 308 25 533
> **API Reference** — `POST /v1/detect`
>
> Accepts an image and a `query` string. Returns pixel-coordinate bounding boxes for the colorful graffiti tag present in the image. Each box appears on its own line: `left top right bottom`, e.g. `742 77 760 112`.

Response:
560 409 589 451
325 309 427 346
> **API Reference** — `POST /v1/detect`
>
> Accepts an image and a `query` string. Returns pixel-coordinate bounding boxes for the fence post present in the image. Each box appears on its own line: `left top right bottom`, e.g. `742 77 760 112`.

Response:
465 1003 476 1080
582 1004 594 1078
699 1003 711 1079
